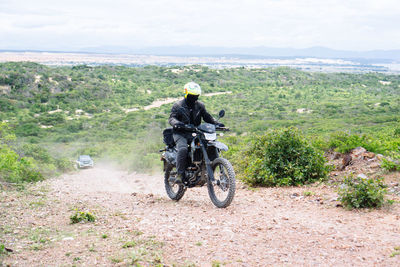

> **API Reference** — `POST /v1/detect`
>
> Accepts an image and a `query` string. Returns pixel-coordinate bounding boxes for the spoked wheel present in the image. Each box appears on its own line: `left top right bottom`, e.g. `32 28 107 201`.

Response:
164 164 186 201
207 158 236 208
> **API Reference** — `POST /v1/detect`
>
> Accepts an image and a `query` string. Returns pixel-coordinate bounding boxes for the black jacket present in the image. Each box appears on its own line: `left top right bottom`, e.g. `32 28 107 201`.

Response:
169 99 217 131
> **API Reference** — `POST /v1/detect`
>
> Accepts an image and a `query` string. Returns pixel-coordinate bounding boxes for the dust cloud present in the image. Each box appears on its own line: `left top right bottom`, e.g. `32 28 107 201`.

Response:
53 163 165 196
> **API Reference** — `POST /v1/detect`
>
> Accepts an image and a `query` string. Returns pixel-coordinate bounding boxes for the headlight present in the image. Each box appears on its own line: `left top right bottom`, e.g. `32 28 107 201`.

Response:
204 132 217 140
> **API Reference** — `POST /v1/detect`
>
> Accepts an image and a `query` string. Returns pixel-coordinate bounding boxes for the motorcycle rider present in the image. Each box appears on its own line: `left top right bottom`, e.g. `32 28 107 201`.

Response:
168 82 224 184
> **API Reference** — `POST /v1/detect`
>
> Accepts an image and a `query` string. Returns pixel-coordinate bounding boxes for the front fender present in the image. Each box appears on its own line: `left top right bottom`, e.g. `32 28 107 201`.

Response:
208 141 228 151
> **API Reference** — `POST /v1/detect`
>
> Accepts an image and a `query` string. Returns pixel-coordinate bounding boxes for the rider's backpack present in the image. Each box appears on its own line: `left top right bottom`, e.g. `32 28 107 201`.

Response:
163 128 175 148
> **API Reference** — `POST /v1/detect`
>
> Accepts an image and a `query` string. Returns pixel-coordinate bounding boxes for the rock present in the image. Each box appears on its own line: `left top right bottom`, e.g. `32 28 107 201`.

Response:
330 152 341 160
376 154 384 160
362 152 375 159
62 237 74 241
369 162 380 169
341 154 352 170
351 147 367 157
357 173 367 179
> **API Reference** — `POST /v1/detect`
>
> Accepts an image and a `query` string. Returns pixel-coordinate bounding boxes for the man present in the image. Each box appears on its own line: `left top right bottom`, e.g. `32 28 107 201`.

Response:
168 82 224 184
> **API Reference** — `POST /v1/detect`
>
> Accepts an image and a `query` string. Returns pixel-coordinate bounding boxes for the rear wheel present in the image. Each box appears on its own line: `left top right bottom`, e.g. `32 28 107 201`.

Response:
164 164 186 201
207 158 236 208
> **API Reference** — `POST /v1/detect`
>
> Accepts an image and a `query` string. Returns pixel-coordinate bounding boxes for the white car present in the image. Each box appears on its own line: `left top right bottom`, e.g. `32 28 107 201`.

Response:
76 155 94 169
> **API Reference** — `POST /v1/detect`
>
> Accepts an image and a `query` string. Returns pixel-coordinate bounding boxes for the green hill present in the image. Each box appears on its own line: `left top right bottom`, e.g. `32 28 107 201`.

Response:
1 62 399 176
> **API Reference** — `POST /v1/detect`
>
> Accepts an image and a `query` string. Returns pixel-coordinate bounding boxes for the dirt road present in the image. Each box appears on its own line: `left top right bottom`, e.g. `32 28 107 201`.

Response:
1 166 399 266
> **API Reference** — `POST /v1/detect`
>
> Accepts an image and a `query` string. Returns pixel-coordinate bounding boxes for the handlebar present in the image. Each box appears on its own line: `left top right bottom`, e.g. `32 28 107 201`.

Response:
183 125 196 132
179 125 230 132
216 126 230 131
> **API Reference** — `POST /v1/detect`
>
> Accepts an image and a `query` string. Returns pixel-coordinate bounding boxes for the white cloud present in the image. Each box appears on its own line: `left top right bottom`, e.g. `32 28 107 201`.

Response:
0 0 399 51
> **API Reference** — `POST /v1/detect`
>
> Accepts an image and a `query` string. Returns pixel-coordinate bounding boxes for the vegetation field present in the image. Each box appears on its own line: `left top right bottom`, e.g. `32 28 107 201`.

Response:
0 62 400 179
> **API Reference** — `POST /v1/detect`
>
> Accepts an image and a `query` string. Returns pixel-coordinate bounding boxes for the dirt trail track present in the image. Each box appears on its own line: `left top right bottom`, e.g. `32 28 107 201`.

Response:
2 166 400 266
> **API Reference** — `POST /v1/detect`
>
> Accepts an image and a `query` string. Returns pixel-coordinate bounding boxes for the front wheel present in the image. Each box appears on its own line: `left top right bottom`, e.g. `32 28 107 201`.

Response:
164 164 186 201
207 158 236 208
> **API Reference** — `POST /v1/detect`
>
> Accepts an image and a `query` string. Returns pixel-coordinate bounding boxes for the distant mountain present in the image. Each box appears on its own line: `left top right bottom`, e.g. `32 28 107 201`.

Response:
1 46 400 62
78 46 400 62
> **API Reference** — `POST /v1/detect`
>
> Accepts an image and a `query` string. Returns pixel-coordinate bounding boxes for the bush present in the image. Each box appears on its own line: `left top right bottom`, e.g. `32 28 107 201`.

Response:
70 209 96 224
0 243 5 254
0 123 72 183
394 127 400 137
381 153 400 171
15 122 41 137
338 175 387 209
240 127 329 186
328 131 382 154
0 146 44 183
55 157 74 172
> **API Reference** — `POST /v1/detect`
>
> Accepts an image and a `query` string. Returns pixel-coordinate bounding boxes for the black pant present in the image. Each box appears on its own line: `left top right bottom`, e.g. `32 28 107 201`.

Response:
173 133 191 175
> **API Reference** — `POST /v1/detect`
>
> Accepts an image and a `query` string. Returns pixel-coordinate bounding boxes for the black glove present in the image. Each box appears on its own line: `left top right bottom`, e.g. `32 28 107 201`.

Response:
173 122 185 130
216 123 225 128
185 124 195 131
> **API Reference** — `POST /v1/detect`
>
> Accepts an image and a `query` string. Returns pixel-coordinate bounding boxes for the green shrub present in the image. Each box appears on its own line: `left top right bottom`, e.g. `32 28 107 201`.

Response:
338 175 387 209
22 143 53 163
21 143 73 175
240 127 329 186
328 131 382 154
0 123 73 183
0 145 44 183
55 157 74 172
394 127 400 137
37 112 66 125
122 241 137 248
15 122 41 137
381 153 400 171
70 209 96 224
0 243 6 255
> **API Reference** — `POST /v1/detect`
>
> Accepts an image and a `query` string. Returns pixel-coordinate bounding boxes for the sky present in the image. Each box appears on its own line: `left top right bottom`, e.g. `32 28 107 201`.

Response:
0 0 399 52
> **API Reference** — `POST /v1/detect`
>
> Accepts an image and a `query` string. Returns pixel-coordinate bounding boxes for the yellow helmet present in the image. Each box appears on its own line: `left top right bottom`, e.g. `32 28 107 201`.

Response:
184 82 201 98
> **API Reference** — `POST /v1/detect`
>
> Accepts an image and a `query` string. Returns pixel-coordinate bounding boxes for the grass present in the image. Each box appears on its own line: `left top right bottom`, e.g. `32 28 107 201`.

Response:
111 256 123 263
27 227 52 250
131 230 144 236
131 251 142 265
0 244 7 255
29 199 46 207
303 191 315 196
89 244 96 252
0 225 13 235
113 211 128 220
122 241 137 248
390 247 400 257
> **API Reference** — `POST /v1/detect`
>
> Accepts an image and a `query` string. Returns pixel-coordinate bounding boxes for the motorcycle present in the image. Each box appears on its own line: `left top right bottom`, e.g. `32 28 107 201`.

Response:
159 110 236 208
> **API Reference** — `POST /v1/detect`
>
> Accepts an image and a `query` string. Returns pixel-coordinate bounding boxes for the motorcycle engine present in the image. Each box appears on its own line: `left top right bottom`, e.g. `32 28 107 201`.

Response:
193 147 202 163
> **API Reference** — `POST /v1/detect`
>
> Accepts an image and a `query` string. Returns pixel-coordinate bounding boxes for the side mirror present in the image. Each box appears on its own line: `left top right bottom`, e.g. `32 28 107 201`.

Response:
218 110 225 119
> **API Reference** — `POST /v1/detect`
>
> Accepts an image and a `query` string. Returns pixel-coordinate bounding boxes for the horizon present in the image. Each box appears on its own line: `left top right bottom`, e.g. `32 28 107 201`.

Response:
2 45 400 63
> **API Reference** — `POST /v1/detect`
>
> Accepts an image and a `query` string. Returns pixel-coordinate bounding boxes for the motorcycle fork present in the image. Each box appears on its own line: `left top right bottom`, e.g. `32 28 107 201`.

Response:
200 140 215 183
